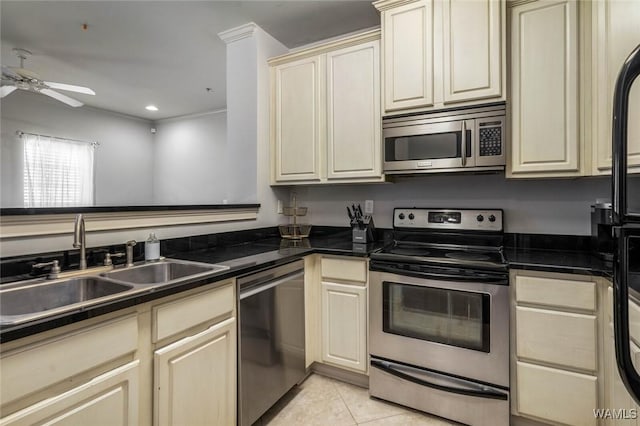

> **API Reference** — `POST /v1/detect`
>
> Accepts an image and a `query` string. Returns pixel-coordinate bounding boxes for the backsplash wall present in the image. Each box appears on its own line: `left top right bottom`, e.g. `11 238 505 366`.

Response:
292 174 636 235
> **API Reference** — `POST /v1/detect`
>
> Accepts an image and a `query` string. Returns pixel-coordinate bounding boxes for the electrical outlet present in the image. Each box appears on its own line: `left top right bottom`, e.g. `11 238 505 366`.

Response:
277 200 283 214
364 200 374 214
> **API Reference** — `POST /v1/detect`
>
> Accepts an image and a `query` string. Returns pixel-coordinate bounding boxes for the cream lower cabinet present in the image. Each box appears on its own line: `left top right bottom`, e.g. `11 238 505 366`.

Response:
305 255 369 375
321 281 367 372
154 317 236 426
374 0 505 115
0 279 236 426
0 361 139 426
152 281 236 426
511 270 600 426
270 30 383 185
604 284 640 425
591 0 640 175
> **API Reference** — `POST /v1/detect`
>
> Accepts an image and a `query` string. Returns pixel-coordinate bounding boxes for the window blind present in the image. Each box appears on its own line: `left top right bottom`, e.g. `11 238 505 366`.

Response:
23 134 95 207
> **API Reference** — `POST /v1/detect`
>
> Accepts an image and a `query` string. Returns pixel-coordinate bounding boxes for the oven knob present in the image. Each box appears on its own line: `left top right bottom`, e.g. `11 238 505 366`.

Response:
476 214 484 222
398 213 405 220
488 215 496 223
408 213 415 220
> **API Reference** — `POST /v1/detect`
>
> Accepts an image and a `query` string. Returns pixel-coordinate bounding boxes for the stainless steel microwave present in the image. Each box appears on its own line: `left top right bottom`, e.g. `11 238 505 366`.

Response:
383 103 506 174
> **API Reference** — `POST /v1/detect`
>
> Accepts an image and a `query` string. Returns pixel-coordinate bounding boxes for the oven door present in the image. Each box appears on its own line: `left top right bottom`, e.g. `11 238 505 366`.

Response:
369 270 509 387
383 120 474 172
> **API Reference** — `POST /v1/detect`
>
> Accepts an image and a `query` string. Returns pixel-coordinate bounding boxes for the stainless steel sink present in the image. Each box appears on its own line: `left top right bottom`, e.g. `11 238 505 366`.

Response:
0 259 229 326
0 277 134 325
102 259 229 285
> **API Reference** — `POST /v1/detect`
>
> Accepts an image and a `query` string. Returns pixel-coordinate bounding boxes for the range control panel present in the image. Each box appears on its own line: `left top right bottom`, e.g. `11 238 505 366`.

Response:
393 208 503 231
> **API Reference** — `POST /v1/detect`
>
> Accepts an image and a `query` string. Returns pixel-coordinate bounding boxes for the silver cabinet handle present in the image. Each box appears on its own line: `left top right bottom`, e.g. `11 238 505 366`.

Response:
461 121 467 167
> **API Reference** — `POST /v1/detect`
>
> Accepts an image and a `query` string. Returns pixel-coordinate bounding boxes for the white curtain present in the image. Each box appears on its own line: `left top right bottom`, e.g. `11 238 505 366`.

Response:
23 134 95 207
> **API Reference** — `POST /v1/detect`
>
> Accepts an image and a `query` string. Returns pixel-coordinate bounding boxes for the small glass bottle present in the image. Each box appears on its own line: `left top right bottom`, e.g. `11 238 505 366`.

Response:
145 232 160 261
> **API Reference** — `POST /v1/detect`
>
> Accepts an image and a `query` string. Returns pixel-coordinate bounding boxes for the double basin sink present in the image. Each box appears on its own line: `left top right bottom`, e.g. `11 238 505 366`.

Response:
0 259 230 326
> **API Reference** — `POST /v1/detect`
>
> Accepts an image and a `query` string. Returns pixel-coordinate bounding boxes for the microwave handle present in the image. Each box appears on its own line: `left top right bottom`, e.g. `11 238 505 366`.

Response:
461 121 467 167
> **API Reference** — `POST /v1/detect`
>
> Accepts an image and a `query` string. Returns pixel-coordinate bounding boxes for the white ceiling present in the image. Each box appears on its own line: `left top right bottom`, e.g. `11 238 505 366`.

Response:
1 1 379 120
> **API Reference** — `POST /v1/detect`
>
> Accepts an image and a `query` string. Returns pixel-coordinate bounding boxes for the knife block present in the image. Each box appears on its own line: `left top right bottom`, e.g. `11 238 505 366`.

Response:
352 219 376 244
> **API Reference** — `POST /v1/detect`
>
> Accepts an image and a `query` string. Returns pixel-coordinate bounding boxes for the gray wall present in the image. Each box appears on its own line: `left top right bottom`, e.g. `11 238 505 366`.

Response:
293 174 639 235
152 110 228 204
1 90 154 207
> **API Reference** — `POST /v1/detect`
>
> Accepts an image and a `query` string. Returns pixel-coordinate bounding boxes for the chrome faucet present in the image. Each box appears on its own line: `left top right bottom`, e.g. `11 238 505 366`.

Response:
125 240 137 267
72 213 87 270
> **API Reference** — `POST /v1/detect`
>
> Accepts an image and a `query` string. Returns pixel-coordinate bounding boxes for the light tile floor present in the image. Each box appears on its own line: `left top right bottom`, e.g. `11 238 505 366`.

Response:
256 373 458 426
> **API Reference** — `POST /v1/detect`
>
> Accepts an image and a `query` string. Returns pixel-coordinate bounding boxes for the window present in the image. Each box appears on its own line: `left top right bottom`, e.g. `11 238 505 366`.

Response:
23 134 95 207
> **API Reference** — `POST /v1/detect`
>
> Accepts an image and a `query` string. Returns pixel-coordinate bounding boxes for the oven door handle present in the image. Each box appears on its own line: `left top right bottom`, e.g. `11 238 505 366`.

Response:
371 359 508 401
370 263 508 284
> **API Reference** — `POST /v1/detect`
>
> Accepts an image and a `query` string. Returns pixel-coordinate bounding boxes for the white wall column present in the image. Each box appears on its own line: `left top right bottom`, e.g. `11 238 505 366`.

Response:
219 22 288 224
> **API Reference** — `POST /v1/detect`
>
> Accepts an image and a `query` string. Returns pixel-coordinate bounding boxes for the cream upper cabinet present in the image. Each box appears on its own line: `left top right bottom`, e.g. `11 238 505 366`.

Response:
592 0 640 175
442 0 503 104
270 30 384 185
272 56 324 183
326 40 382 180
379 0 435 112
374 0 506 115
508 0 583 177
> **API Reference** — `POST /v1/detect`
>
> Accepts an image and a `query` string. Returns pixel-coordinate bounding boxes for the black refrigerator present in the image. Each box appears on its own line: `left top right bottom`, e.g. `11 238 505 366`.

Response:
613 43 640 403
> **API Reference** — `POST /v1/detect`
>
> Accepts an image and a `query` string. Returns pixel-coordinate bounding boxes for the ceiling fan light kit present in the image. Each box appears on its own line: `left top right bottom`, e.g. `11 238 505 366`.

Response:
1 47 95 107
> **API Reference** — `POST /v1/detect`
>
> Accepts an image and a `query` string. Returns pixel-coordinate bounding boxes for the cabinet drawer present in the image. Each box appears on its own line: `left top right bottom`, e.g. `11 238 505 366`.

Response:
1 314 138 406
321 257 367 283
516 361 597 426
515 274 596 311
153 281 234 343
1 361 139 426
516 306 597 371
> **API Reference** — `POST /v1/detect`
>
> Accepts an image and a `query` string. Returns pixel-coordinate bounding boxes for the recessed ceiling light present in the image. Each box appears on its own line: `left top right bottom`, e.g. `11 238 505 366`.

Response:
145 105 158 111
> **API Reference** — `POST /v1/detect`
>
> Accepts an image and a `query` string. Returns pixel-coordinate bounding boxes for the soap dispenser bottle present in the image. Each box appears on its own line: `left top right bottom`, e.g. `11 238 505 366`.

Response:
145 232 160 261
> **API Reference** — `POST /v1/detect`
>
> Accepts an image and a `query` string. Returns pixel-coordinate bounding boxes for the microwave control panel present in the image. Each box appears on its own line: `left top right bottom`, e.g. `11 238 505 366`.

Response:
478 122 503 157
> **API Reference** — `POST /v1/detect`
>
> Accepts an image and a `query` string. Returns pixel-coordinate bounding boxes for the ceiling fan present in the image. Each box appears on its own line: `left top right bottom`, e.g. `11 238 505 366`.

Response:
1 48 95 107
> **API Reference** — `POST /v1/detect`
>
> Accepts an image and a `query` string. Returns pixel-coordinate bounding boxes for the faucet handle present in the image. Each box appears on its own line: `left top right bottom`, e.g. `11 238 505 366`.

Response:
104 252 125 266
32 260 60 279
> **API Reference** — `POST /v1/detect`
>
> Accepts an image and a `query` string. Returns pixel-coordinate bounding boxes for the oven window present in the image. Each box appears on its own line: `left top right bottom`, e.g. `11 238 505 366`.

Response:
385 133 461 161
383 282 490 352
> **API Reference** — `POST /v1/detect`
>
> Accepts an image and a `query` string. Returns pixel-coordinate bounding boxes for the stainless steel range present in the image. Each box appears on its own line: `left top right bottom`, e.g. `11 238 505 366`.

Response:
369 208 509 426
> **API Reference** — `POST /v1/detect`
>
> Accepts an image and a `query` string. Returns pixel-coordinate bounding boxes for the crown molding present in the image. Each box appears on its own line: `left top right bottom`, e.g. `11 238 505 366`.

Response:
218 22 258 44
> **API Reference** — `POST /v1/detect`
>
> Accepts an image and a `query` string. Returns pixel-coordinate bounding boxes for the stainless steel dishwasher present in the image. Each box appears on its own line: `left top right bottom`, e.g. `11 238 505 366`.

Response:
238 260 305 426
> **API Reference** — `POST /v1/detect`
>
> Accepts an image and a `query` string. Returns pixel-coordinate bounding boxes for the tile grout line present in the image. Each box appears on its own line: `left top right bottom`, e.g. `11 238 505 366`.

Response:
331 377 359 426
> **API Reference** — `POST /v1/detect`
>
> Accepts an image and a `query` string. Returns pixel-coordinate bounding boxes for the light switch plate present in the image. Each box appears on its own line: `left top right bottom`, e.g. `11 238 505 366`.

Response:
364 200 374 214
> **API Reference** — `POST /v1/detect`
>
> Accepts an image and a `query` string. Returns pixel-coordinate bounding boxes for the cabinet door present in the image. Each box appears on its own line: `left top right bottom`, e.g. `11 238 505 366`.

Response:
154 317 236 426
442 0 503 104
381 0 435 112
1 361 139 426
326 40 382 180
592 0 640 174
321 281 367 373
516 361 598 426
272 56 323 182
510 0 581 176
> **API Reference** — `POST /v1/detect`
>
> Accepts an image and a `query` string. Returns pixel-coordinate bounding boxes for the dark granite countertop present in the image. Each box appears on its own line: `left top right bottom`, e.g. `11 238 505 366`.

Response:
505 248 612 278
1 227 618 343
0 230 385 343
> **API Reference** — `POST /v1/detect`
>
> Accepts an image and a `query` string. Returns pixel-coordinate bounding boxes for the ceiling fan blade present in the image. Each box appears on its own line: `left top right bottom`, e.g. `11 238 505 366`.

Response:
44 81 95 95
2 66 21 80
40 88 83 107
0 85 17 98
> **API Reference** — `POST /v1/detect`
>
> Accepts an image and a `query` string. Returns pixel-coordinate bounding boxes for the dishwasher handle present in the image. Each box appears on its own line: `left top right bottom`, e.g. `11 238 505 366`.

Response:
239 271 304 300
